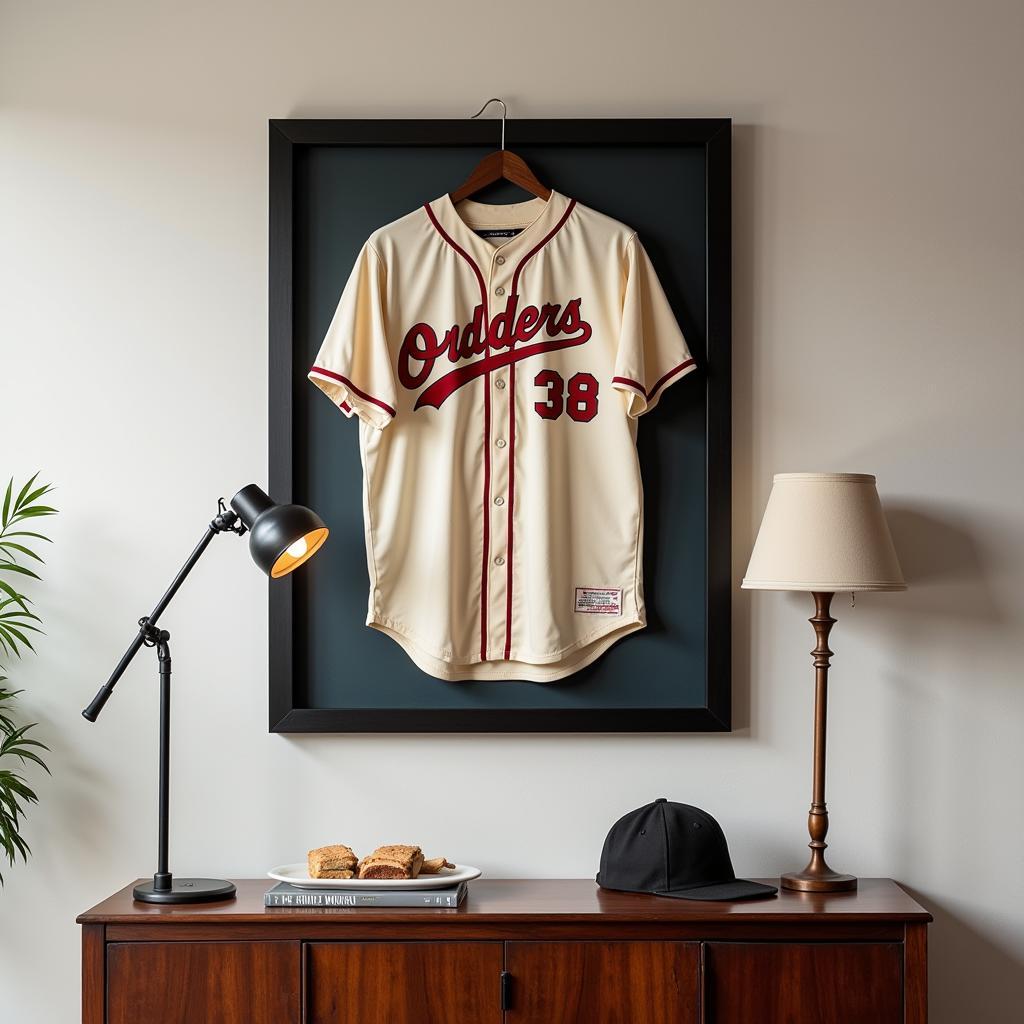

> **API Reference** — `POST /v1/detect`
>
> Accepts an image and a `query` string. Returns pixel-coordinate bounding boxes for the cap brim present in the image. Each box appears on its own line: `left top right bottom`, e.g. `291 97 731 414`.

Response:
654 879 778 901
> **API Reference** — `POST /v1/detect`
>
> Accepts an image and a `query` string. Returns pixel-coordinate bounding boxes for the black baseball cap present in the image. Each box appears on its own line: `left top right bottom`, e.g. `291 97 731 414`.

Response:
597 798 777 901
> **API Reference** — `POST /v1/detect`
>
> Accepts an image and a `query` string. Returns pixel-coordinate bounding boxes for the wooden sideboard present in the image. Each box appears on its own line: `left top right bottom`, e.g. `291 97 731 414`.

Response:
79 877 930 1023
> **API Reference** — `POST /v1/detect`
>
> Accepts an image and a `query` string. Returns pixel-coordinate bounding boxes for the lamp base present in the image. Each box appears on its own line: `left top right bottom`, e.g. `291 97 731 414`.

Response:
781 869 857 893
133 878 237 904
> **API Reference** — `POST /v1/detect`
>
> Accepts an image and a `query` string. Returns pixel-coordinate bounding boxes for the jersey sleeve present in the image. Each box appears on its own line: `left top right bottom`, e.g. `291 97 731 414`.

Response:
612 234 696 417
308 242 397 429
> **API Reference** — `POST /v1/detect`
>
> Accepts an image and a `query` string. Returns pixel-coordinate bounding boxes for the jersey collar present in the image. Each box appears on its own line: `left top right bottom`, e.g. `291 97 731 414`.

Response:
428 190 573 269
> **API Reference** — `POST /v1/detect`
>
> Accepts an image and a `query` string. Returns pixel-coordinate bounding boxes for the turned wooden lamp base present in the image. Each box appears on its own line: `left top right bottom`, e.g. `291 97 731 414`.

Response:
782 591 859 895
782 867 858 893
742 474 907 898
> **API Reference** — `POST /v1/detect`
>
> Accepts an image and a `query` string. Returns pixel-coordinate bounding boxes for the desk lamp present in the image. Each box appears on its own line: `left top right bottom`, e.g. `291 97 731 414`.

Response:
82 485 328 903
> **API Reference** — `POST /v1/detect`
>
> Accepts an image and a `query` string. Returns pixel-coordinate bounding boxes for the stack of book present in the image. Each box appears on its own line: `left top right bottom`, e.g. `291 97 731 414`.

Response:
265 881 468 908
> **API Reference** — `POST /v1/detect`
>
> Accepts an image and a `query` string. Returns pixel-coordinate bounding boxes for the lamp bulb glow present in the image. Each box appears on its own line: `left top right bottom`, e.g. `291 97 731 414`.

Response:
285 536 308 559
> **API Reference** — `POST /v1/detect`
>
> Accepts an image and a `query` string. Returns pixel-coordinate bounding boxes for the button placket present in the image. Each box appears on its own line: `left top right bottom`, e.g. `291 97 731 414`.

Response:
486 252 511 655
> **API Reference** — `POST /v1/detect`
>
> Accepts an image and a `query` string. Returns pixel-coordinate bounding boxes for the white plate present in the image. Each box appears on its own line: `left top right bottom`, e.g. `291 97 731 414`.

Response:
268 862 481 890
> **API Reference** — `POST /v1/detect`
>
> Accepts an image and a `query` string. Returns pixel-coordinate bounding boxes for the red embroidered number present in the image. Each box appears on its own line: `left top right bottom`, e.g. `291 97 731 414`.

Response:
566 372 599 422
533 369 563 420
533 370 600 422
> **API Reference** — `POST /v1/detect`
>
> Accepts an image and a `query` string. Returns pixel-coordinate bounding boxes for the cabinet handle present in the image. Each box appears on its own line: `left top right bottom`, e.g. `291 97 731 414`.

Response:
500 970 512 1011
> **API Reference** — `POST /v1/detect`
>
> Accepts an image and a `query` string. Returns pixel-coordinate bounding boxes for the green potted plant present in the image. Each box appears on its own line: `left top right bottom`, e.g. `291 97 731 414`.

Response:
0 474 56 884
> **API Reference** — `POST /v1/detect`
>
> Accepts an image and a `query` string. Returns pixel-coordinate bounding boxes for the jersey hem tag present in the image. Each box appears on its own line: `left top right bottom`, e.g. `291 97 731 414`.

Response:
574 587 623 615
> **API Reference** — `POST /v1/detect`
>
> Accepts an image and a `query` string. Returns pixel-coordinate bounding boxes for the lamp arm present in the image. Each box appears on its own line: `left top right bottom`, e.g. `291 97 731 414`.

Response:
82 504 243 722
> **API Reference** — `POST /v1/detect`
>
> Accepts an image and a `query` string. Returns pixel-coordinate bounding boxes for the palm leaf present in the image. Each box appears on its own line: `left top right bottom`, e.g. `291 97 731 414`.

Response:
0 481 11 530
0 614 43 636
0 625 27 656
0 562 40 581
0 531 51 544
0 600 41 621
12 474 39 511
0 726 50 771
0 476 54 885
0 624 22 654
14 485 51 514
9 507 57 521
0 582 30 612
0 542 44 564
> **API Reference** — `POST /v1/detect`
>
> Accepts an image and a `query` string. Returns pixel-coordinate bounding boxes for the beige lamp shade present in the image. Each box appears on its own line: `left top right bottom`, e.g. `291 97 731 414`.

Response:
742 473 906 592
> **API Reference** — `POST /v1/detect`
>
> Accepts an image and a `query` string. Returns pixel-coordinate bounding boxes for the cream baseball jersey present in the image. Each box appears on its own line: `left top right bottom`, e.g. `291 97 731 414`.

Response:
309 191 695 681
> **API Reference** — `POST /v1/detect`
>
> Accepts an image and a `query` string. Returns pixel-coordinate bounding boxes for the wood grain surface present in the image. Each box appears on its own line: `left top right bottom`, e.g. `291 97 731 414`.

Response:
704 942 904 1023
506 940 699 1023
307 941 502 1024
79 877 932 926
106 940 299 1024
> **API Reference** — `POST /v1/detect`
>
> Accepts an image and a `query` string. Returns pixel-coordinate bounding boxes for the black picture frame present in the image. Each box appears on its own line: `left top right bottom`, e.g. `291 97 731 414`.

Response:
268 117 731 733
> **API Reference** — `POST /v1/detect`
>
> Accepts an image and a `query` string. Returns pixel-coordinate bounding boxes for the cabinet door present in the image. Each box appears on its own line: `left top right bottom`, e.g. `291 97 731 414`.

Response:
505 941 700 1023
107 941 300 1024
704 942 903 1023
307 941 503 1024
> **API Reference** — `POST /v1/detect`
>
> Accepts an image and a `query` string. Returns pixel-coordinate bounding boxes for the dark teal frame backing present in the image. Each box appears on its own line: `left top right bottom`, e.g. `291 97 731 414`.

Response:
268 118 731 732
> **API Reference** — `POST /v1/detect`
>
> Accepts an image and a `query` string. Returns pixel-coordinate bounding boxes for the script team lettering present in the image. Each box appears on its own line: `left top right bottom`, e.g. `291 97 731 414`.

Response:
399 295 593 410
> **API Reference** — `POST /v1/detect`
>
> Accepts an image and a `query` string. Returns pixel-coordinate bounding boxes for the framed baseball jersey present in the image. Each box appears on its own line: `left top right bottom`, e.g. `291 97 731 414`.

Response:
309 191 695 682
269 118 731 731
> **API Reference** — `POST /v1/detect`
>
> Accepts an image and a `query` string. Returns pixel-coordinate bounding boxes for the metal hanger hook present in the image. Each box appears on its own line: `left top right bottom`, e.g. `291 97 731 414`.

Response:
470 97 506 151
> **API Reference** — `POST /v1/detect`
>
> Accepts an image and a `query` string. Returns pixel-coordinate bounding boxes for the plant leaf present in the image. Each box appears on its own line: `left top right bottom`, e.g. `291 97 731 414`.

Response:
0 601 41 621
0 562 40 581
9 508 58 520
0 582 29 612
14 485 52 514
0 478 54 881
0 623 33 651
0 625 24 655
0 610 41 625
0 542 44 563
0 614 43 631
12 474 40 514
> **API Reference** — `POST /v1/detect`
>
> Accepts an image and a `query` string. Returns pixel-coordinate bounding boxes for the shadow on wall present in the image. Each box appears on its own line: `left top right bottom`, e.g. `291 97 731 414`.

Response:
884 506 1003 622
729 121 761 736
877 504 1023 1023
904 887 1024 1024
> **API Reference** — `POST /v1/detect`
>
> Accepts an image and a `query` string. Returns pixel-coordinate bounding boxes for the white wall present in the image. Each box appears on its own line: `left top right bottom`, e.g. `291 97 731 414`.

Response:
2 1 1022 1020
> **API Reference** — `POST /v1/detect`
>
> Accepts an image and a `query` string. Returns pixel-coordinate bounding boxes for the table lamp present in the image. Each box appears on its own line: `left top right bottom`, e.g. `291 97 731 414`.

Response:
742 473 905 892
82 485 328 903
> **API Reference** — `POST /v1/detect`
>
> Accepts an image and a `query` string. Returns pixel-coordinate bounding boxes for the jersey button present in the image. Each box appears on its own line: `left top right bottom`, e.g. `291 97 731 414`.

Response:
494 496 505 506
494 556 505 566
495 438 507 448
495 379 506 390
495 285 505 296
495 255 506 265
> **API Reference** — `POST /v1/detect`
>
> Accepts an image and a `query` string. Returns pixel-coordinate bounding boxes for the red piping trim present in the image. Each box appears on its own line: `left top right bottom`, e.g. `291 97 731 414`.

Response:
310 366 396 418
612 375 646 395
424 202 491 661
423 202 488 304
611 359 696 403
503 197 578 660
510 199 577 296
647 358 696 401
503 364 516 660
481 370 492 661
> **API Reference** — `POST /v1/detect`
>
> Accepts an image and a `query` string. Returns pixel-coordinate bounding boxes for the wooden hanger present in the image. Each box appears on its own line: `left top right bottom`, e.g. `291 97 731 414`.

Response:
449 98 552 204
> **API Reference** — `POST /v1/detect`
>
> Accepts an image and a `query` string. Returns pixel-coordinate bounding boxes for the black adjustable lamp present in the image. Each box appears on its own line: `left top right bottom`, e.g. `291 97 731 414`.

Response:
82 484 328 904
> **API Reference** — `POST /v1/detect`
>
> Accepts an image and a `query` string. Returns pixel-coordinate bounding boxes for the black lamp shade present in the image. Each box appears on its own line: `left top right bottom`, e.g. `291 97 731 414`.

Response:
230 484 328 578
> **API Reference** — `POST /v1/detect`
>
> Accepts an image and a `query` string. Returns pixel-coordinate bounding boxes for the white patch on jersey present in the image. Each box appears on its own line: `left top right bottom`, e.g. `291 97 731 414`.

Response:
574 587 623 616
